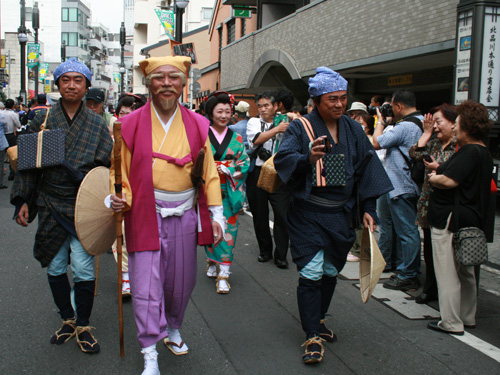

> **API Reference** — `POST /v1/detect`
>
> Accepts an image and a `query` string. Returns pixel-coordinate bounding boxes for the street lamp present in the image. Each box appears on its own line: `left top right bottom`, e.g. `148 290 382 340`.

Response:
175 0 189 43
119 22 126 95
18 0 28 105
61 41 66 62
32 1 40 97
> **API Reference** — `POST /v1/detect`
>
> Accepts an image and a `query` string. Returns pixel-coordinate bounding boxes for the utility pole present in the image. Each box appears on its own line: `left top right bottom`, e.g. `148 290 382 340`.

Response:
32 2 40 97
18 0 28 104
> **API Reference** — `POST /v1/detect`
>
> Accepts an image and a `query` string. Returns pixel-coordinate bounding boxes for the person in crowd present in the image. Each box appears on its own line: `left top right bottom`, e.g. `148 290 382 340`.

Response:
85 88 114 128
3 99 21 180
229 100 250 150
11 58 113 353
346 101 368 120
370 95 385 108
108 56 223 375
409 103 457 304
0 110 8 189
306 98 314 114
108 95 138 296
204 92 249 294
375 105 401 272
27 94 49 123
373 89 423 291
274 67 392 364
427 100 492 335
246 90 290 269
355 112 375 141
108 95 136 135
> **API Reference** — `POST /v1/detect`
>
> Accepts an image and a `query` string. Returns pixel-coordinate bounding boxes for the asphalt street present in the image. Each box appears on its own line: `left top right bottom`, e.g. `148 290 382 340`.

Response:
1 176 500 375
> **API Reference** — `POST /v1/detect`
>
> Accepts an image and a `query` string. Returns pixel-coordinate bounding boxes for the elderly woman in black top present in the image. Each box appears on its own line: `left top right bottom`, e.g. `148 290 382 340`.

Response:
426 100 493 335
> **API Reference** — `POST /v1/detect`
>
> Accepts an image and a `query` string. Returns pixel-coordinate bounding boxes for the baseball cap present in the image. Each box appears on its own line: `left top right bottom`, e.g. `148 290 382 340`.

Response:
86 88 105 103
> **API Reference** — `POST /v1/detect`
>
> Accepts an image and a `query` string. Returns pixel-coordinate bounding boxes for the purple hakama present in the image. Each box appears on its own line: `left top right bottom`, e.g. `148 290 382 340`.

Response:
128 198 198 348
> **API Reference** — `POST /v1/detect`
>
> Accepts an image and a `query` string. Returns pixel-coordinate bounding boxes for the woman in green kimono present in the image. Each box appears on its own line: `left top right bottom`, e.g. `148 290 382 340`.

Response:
204 92 249 294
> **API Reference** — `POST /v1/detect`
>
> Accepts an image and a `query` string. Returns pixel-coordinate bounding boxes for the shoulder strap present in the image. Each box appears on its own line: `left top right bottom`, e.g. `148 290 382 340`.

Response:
403 116 423 131
298 117 315 142
40 108 51 131
298 117 326 186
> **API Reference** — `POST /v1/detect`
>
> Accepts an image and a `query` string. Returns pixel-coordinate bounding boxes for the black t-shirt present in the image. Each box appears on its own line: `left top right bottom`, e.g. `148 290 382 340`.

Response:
427 144 492 231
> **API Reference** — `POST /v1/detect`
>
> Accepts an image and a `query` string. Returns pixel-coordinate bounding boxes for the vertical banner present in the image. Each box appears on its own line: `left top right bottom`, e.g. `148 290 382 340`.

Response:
39 62 49 82
27 43 40 68
480 6 500 107
154 9 175 39
113 72 121 85
455 10 473 105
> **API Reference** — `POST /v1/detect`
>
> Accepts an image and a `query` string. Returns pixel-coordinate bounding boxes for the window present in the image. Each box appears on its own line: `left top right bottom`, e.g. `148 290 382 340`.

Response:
62 8 78 22
226 19 235 44
62 32 78 46
241 19 246 37
202 7 213 21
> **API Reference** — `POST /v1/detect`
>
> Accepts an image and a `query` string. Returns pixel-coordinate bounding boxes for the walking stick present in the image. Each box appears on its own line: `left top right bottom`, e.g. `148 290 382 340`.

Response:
113 120 125 357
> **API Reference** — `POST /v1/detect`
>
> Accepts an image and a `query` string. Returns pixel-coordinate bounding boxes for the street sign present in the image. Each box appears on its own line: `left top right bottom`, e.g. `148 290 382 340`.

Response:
191 68 201 81
232 6 253 19
190 82 201 95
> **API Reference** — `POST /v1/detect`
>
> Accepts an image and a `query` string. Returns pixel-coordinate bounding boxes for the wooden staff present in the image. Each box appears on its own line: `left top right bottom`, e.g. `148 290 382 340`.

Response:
113 120 125 357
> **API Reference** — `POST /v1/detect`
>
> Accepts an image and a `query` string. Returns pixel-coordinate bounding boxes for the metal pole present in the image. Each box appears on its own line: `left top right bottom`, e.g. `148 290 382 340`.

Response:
175 1 184 43
19 0 27 104
33 2 40 97
8 50 11 99
120 22 126 95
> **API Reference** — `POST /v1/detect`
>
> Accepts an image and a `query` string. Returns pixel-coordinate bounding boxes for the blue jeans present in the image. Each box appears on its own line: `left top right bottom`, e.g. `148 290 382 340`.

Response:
387 193 421 280
47 236 95 282
377 193 402 268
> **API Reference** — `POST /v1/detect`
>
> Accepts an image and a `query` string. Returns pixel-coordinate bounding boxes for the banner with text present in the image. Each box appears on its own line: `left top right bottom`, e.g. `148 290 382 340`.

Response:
27 43 40 68
155 9 175 39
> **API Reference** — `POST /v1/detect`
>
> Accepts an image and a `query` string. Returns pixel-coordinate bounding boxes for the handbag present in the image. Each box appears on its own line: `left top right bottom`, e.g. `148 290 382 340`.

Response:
6 146 18 171
453 227 488 266
452 184 488 266
256 154 282 193
17 109 65 171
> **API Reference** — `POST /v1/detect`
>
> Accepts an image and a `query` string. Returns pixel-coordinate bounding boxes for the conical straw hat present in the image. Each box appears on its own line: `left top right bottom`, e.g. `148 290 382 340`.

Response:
359 227 386 303
75 167 116 256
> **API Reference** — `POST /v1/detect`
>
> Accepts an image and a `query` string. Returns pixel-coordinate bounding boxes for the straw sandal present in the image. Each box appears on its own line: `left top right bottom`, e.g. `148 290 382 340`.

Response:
319 319 337 343
206 260 219 278
301 336 325 364
50 318 76 345
163 338 189 356
76 326 100 353
216 276 230 294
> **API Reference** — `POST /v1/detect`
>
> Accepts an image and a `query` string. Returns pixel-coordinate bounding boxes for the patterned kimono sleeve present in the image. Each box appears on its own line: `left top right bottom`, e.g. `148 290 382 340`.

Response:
94 125 113 168
274 120 310 185
231 134 250 190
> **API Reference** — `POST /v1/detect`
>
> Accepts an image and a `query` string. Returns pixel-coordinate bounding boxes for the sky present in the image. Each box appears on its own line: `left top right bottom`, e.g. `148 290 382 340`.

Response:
89 0 124 33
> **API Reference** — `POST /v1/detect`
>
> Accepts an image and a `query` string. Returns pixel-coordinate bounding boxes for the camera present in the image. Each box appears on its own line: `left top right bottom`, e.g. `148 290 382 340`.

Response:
257 147 272 161
322 138 332 153
367 103 394 118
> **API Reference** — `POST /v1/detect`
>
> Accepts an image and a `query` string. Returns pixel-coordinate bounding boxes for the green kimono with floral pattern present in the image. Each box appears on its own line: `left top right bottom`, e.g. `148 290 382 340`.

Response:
205 128 249 264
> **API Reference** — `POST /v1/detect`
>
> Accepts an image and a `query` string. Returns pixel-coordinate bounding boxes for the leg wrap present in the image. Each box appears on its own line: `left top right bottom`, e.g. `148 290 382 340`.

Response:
48 274 75 320
74 280 95 327
320 276 337 320
297 277 322 336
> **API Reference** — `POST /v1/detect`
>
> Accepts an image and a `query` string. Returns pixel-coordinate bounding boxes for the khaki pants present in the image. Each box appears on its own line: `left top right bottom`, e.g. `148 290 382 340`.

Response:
431 214 476 331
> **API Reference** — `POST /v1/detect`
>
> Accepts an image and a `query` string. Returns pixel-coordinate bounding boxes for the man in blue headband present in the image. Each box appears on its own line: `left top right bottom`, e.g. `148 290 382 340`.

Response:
275 67 393 364
11 57 113 353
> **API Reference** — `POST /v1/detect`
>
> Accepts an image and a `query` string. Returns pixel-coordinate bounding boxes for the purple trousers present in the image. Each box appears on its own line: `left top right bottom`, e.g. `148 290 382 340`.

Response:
128 199 198 348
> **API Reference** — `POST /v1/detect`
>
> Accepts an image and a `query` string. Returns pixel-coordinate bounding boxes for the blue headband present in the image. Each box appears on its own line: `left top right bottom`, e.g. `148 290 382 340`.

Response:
308 67 347 97
53 57 92 85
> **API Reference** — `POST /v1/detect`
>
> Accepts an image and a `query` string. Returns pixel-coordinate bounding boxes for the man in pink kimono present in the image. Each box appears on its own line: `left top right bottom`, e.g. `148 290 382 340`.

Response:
110 56 223 375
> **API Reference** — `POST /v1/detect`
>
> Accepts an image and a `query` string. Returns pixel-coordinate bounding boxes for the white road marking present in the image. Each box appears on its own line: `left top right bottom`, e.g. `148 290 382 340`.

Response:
243 209 273 228
453 333 500 363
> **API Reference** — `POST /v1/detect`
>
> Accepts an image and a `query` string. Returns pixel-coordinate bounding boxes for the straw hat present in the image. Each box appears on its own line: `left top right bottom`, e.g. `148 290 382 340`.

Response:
75 167 116 256
346 102 368 113
359 227 386 303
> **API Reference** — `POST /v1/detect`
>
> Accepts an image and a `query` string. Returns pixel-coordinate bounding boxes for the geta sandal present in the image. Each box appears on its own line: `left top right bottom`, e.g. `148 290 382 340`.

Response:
216 276 230 294
163 338 189 356
320 319 337 343
206 260 219 278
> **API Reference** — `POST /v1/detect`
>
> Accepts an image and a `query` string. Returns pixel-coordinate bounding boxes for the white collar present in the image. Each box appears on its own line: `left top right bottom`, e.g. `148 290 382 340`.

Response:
152 102 178 134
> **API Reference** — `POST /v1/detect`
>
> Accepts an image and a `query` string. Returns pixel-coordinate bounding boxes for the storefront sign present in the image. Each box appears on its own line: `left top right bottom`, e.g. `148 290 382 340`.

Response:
388 74 412 86
455 10 473 105
479 6 500 106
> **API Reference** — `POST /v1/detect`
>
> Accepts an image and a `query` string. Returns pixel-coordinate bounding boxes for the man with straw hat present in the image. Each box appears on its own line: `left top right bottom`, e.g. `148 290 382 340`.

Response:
109 56 223 375
274 67 393 364
11 57 113 353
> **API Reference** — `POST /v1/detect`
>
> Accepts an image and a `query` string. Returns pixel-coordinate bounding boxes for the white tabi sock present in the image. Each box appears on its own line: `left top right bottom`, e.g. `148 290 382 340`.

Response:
141 344 159 375
166 328 188 353
218 265 231 292
122 272 130 291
